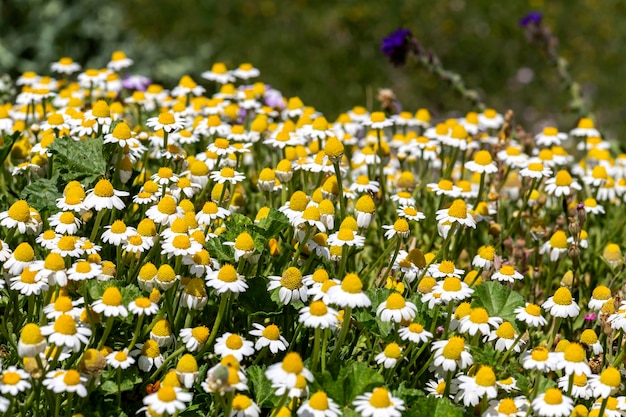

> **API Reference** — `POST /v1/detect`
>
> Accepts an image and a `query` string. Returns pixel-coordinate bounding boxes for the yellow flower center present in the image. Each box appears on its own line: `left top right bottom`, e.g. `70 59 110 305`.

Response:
549 231 568 249
394 219 409 233
63 370 81 386
141 340 161 358
496 322 515 339
591 165 607 180
102 287 123 306
531 346 549 361
497 399 518 414
385 292 406 310
157 196 177 215
280 267 303 290
57 235 76 251
325 137 344 158
506 146 521 156
21 323 43 344
447 199 468 219
402 207 418 217
441 336 465 360
442 277 462 292
14 242 35 262
312 269 329 284
191 326 210 343
232 394 253 411
184 278 206 298
134 297 152 309
354 196 375 214
450 125 467 140
114 350 128 362
370 112 385 123
289 191 309 212
157 112 175 125
473 150 493 166
475 366 496 387
190 160 209 176
469 308 489 324
600 367 621 388
542 126 558 136
218 264 238 283
337 228 355 242
138 263 157 281
500 265 515 276
152 319 172 337
592 285 612 300
524 303 541 316
93 179 114 198
8 200 31 222
302 206 321 222
54 314 77 335
341 273 363 294
48 113 65 126
2 372 21 385
417 277 436 294
308 391 330 410
281 352 304 374
220 167 235 178
44 253 66 271
20 267 37 284
58 212 75 225
176 354 198 373
369 388 391 408
578 118 594 129
543 388 563 405
54 296 73 312
259 168 276 182
127 235 144 246
157 265 176 282
157 385 176 402
232 232 254 251
309 301 328 316
157 167 173 179
384 343 401 359
172 235 191 250
439 260 455 275
563 343 585 363
554 170 573 187
110 220 127 234
553 287 573 305
259 324 280 341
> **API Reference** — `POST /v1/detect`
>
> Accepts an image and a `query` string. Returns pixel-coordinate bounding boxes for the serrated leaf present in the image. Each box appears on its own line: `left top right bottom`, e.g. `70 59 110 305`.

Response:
237 276 278 316
395 381 425 408
48 136 107 185
405 396 464 417
255 208 290 239
21 176 62 213
247 365 276 408
316 361 384 406
471 281 525 330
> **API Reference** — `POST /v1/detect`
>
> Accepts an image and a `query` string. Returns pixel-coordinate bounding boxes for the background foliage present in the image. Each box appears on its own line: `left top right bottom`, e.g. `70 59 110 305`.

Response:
2 0 626 142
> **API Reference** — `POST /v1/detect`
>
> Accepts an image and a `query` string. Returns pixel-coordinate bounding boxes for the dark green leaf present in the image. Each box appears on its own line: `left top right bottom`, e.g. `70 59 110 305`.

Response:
471 281 525 330
21 176 62 213
0 130 20 164
315 361 384 406
405 396 464 417
247 365 276 408
48 135 107 186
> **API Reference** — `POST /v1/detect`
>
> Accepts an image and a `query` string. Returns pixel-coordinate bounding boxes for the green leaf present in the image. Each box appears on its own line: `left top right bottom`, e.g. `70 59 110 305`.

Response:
471 281 525 330
48 135 107 185
315 361 384 406
254 208 290 239
0 130 20 164
247 365 276 408
237 276 279 316
21 176 62 213
100 368 142 394
404 396 464 417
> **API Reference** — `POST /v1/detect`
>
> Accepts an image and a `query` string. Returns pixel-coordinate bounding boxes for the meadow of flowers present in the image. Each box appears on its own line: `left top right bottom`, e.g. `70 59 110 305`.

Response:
0 45 626 417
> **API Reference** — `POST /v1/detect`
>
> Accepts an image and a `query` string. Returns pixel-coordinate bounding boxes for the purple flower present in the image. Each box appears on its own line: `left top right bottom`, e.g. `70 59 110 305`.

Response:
122 74 152 92
381 28 414 66
584 311 597 321
519 11 542 27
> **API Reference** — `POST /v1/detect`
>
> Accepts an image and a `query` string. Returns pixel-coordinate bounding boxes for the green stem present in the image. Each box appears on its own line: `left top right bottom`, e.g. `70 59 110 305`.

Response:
89 209 107 242
127 314 145 351
333 161 346 220
329 306 352 363
97 316 115 349
311 327 322 372
195 292 230 359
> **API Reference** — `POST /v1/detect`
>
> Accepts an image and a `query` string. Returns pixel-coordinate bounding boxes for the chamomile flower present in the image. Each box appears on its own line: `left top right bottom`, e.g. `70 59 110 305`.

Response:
31 252 68 287
353 387 405 417
398 322 433 344
465 150 498 174
265 352 313 389
327 228 366 247
298 390 341 417
589 366 621 398
491 265 524 283
161 235 203 258
210 167 246 184
143 386 192 416
18 323 47 358
540 230 569 262
376 292 417 323
128 297 159 316
106 349 135 370
268 267 308 305
327 273 371 309
0 200 38 234
150 318 174 347
214 333 255 361
589 285 612 311
436 199 477 229
180 326 210 352
10 266 49 296
231 394 261 417
91 287 128 317
542 287 580 318
43 295 83 320
40 313 92 352
522 347 554 372
51 57 81 74
146 196 184 226
350 175 380 194
48 211 81 235
455 365 498 407
299 301 338 329
484 397 529 417
0 366 31 396
570 117 600 137
43 369 88 397
519 162 553 179
206 264 248 294
382 218 411 239
458 307 502 336
531 388 573 417
535 126 567 147
202 62 235 84
249 323 289 354
486 322 523 352
389 191 416 207
544 170 582 197
433 277 474 304
147 111 186 133
84 179 128 211
427 179 462 198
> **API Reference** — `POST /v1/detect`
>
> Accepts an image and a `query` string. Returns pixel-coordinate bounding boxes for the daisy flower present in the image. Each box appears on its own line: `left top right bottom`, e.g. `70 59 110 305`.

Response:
376 292 417 323
150 318 174 347
485 322 524 353
570 117 600 137
267 267 308 305
128 297 159 316
540 230 569 262
588 367 621 399
396 205 425 222
40 313 91 352
455 365 498 407
589 285 612 311
0 366 31 395
465 150 498 174
0 199 38 234
142 386 193 416
375 343 403 369
214 333 255 361
180 326 210 352
531 388 573 417
161 235 203 258
43 369 88 398
519 162 553 179
458 307 502 337
91 287 128 318
535 126 567 147
436 199 477 229
544 170 582 197
230 394 261 417
298 390 341 417
427 179 462 198
47 211 81 235
18 323 47 358
491 265 524 283
106 349 135 370
327 227 366 247
51 57 81 74
433 277 474 304
201 62 235 84
146 196 184 226
265 352 313 389
484 397 529 417
382 218 411 239
210 167 246 184
428 260 465 279
431 336 473 372
542 287 580 318
10 266 49 296
327 273 371 309
249 323 289 354
521 347 554 372
556 342 591 376
472 245 495 269
31 252 68 287
350 175 380 194
353 387 405 417
557 373 592 400
84 179 128 211
389 191 416 206
299 301 338 329
146 111 185 133
398 322 433 344
101 220 136 246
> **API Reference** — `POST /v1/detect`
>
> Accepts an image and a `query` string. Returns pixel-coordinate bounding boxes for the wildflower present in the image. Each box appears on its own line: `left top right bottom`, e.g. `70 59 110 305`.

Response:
43 295 82 320
18 323 47 357
180 278 209 309
376 292 417 323
147 111 186 133
428 260 464 279
589 367 621 399
146 195 184 226
486 322 523 352
132 340 164 372
41 313 91 352
465 150 498 174
128 297 159 316
0 200 38 234
10 266 49 296
51 56 81 74
179 326 210 353
143 385 192 415
92 287 128 317
354 195 376 228
589 285 612 311
150 319 174 347
427 179 462 198
544 170 582 197
230 394 261 417
522 347 554 372
383 218 411 239
483 397 529 417
267 267 308 305
458 307 502 337
531 388 573 417
570 117 600 137
214 333 255 361
84 179 128 211
375 343 403 369
542 287 580 318
327 273 371 309
456 365 498 407
556 342 591 376
398 322 433 344
436 199 477 228
433 277 474 304
249 323 289 354
540 230 569 262
299 300 338 329
298 390 341 417
431 336 473 372
350 175 380 194
0 366 31 395
603 244 623 268
491 265 524 283
265 352 313 389
353 387 405 417
106 349 135 370
202 62 235 84
43 369 88 397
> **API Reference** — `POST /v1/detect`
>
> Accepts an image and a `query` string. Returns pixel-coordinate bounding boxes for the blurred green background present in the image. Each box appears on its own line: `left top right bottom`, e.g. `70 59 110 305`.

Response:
1 0 625 143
